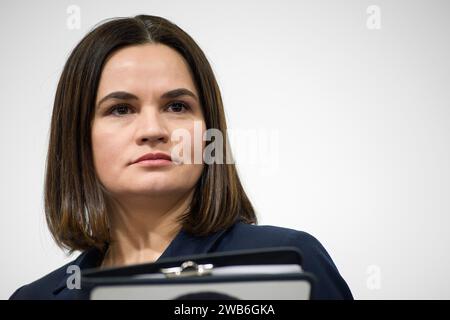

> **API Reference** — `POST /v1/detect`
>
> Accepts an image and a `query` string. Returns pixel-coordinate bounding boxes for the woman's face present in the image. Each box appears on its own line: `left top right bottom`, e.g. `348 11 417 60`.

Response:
92 44 206 199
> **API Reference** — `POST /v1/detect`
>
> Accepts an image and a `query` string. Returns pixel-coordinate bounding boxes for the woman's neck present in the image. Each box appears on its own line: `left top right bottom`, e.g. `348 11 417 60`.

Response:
100 190 194 268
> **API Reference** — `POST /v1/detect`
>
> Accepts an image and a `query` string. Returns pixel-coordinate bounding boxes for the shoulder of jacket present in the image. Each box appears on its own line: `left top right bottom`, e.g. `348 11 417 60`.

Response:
228 221 322 249
9 255 81 300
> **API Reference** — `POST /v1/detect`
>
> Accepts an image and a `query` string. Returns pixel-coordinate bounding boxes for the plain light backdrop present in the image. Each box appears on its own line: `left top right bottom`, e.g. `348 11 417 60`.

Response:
1 0 449 299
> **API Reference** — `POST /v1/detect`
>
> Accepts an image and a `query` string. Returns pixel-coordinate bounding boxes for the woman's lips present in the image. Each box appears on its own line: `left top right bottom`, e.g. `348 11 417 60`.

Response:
131 151 173 167
134 158 173 167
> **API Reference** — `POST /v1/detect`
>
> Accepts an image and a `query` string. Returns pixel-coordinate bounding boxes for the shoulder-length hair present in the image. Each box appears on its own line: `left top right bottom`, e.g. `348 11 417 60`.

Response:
45 15 257 254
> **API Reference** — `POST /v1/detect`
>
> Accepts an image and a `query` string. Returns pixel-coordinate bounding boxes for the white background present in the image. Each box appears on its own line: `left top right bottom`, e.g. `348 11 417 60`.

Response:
1 0 449 299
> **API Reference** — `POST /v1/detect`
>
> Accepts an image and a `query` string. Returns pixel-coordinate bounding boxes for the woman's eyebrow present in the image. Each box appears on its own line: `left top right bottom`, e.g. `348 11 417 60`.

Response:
96 88 198 108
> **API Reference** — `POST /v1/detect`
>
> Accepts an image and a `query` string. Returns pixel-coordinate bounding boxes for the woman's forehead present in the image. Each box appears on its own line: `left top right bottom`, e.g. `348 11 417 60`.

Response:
97 44 198 99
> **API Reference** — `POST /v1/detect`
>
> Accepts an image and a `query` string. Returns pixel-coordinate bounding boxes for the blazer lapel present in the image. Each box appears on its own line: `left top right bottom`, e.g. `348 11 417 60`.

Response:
52 222 233 299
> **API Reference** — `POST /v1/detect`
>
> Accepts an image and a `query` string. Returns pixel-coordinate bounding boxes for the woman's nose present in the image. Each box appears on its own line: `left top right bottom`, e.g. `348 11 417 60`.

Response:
134 108 170 145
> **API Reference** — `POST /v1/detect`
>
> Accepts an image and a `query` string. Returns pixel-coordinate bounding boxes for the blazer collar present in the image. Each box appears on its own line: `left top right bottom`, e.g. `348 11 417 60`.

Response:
52 222 233 297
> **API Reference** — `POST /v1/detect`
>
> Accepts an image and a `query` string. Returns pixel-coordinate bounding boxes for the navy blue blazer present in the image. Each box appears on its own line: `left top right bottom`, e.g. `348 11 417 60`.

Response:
9 221 353 300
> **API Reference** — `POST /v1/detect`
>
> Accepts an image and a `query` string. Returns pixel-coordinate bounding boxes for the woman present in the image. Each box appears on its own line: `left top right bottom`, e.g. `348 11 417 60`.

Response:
9 15 353 300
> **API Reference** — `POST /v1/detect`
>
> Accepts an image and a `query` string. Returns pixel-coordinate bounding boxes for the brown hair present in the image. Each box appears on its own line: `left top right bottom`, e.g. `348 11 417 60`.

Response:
45 15 257 254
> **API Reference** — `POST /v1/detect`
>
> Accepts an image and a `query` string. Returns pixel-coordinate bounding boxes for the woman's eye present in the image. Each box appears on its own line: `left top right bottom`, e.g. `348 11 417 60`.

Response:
167 101 190 113
107 102 190 116
108 104 132 116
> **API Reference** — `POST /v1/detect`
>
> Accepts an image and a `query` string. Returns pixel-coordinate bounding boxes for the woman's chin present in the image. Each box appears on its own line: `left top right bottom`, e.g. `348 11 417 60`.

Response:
122 186 184 197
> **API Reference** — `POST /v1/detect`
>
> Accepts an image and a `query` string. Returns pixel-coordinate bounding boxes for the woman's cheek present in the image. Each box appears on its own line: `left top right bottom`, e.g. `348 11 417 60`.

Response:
92 130 119 179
